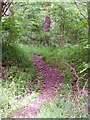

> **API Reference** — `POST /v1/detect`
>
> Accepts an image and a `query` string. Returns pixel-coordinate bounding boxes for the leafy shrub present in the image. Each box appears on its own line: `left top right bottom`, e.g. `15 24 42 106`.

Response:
2 18 19 45
44 44 88 88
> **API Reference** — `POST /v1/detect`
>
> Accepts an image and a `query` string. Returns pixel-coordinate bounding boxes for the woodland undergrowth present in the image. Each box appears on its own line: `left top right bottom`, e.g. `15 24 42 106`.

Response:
1 43 88 118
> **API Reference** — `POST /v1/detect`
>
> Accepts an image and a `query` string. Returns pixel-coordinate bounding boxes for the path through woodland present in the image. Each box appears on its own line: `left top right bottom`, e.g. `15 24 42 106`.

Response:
12 55 63 118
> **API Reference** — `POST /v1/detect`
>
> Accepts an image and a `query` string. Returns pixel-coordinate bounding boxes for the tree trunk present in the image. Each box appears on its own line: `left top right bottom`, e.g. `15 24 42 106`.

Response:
9 0 14 18
87 1 90 115
44 3 51 32
0 1 2 22
87 2 90 80
44 16 51 32
44 3 51 45
9 0 15 44
60 22 64 46
60 7 65 47
88 2 90 40
0 1 2 71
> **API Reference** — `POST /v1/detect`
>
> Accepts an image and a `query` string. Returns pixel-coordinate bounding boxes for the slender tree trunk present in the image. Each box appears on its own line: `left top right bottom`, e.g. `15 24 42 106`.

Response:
87 1 90 115
88 2 90 40
9 0 15 44
60 22 64 46
0 1 2 73
44 3 51 45
60 8 65 47
9 0 14 18
0 1 2 22
44 16 51 32
87 2 90 80
44 3 51 32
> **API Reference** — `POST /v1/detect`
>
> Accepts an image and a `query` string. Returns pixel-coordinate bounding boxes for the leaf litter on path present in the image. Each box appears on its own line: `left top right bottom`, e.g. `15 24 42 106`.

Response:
12 55 63 118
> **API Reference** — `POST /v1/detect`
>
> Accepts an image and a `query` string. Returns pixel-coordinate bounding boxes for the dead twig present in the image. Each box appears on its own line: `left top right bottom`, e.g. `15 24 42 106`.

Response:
74 0 87 21
66 63 80 93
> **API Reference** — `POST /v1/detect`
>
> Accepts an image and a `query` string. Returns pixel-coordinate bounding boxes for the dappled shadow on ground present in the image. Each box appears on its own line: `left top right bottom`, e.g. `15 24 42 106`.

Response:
12 55 63 118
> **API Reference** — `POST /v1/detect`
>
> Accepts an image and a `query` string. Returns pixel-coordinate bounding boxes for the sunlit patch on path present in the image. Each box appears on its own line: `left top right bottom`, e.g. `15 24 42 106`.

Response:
12 55 63 118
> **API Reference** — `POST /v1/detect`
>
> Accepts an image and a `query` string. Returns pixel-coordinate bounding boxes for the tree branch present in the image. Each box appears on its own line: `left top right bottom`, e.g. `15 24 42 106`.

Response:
74 0 87 21
66 63 80 92
2 2 8 13
0 1 2 21
2 1 12 17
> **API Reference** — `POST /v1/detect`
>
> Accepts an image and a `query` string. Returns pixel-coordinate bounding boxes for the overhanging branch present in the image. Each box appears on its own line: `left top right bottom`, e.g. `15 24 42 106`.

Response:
2 1 12 17
74 0 87 21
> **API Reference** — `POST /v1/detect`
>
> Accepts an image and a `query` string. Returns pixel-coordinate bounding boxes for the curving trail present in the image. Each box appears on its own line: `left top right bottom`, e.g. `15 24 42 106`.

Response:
12 55 63 118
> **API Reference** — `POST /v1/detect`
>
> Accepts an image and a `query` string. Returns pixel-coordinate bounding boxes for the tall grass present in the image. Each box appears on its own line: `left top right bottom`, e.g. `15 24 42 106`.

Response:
37 84 88 118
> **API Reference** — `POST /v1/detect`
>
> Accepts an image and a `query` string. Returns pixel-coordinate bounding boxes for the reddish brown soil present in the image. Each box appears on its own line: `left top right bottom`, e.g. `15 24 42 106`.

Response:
12 55 63 118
